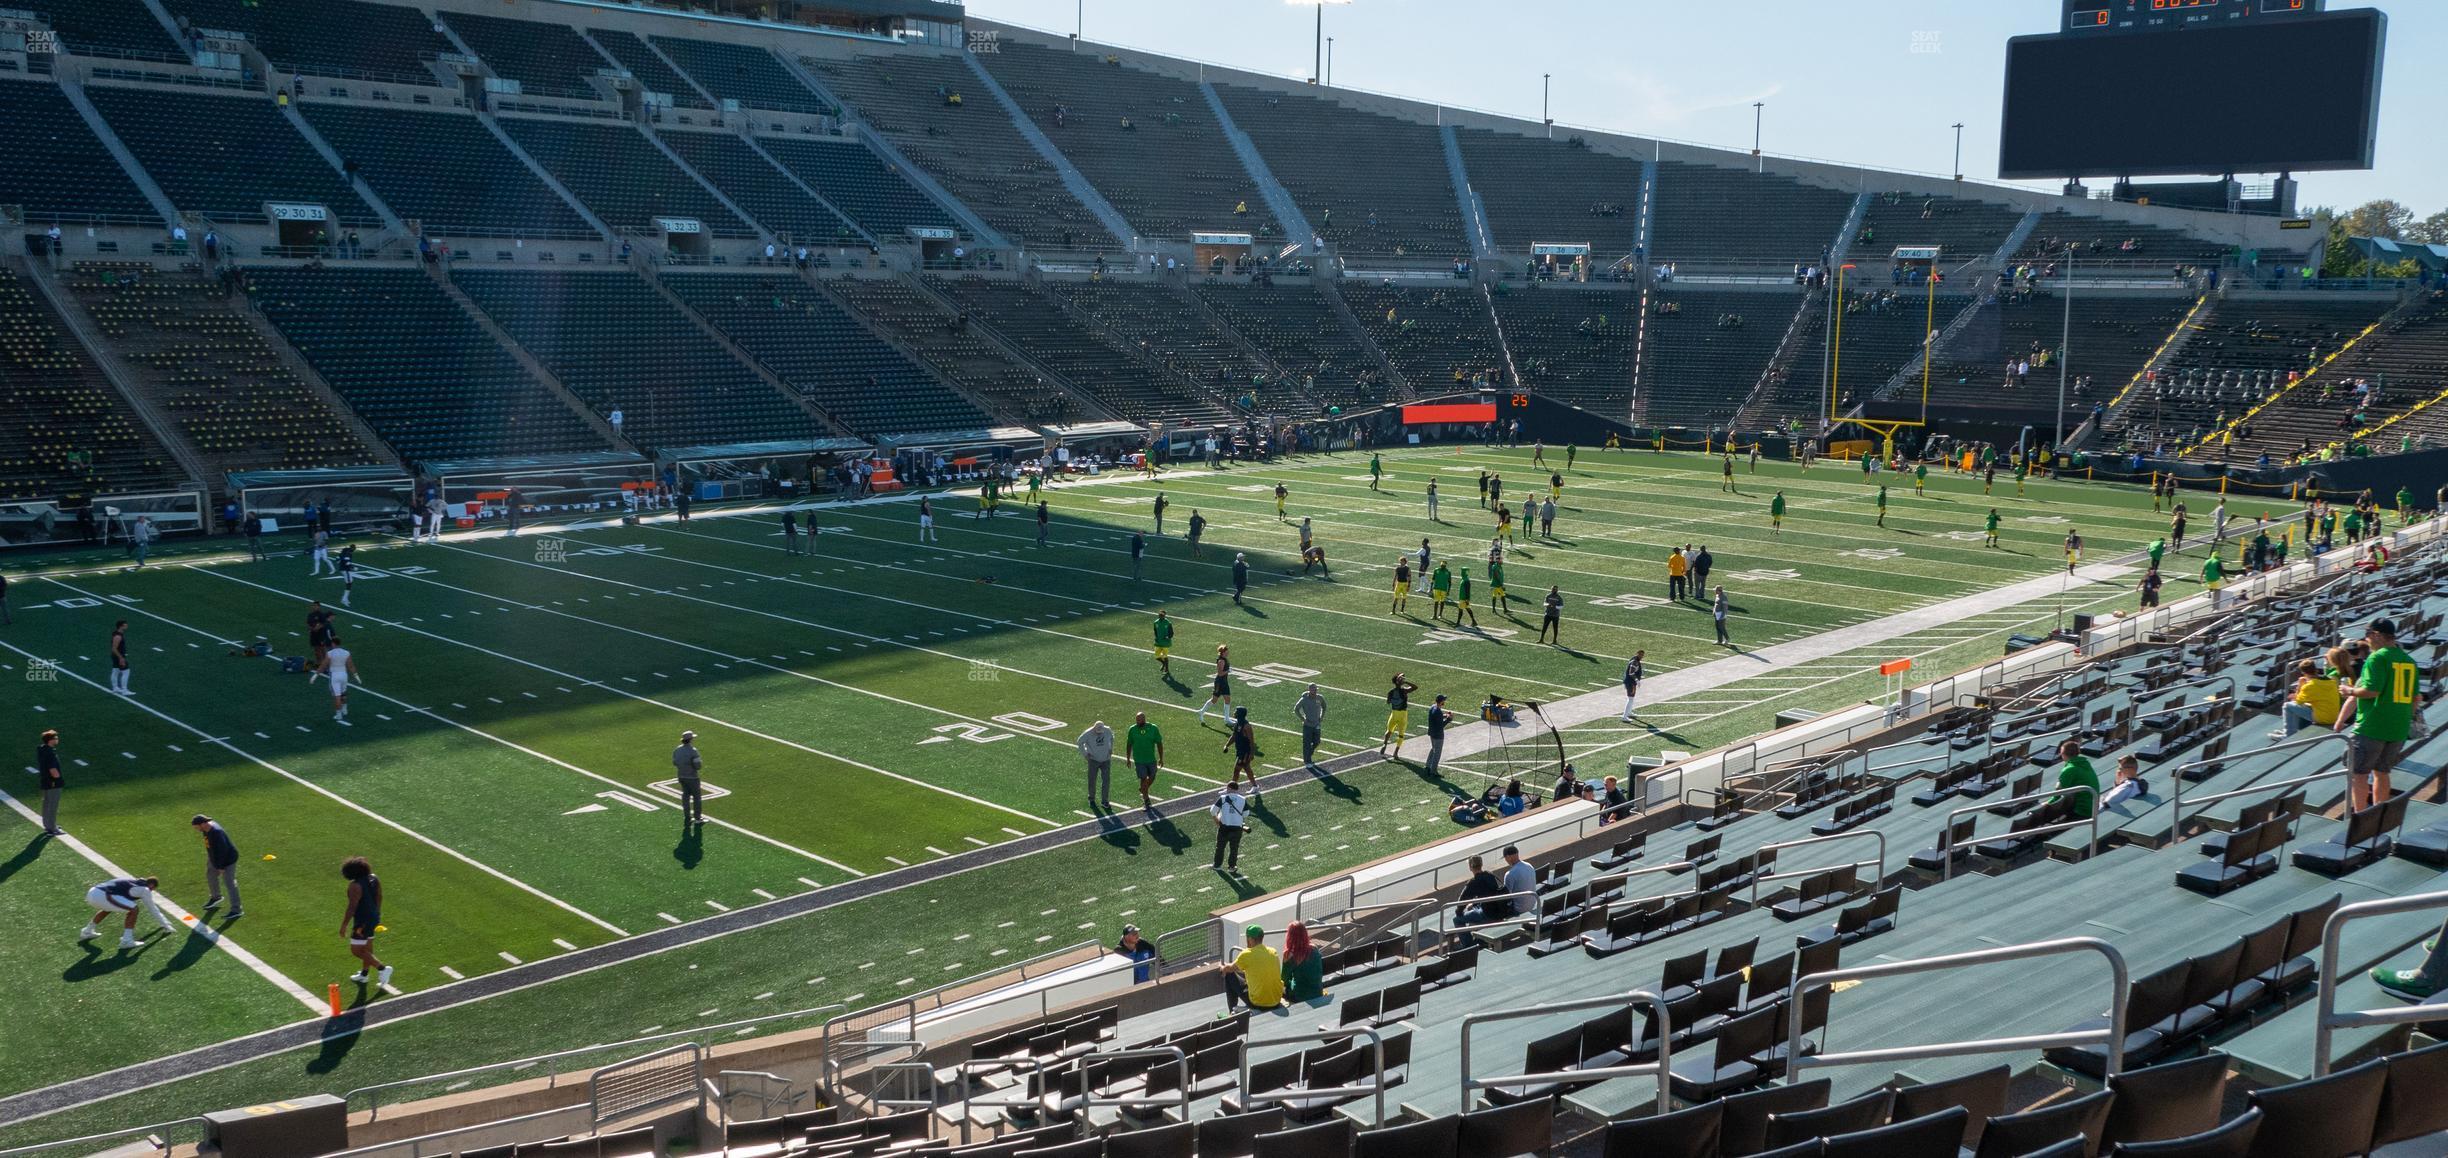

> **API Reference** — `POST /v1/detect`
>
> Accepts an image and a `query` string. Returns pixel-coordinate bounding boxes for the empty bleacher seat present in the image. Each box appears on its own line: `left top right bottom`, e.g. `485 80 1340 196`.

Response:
0 265 178 500
243 266 601 461
87 86 378 228
929 275 1228 425
662 273 985 436
161 0 453 84
655 130 859 244
0 78 158 224
454 268 817 448
497 117 753 237
756 137 960 241
585 28 713 109
650 34 830 116
38 0 183 58
979 39 1271 243
299 103 593 238
65 261 385 473
1214 84 1465 260
443 11 610 102
806 49 1114 250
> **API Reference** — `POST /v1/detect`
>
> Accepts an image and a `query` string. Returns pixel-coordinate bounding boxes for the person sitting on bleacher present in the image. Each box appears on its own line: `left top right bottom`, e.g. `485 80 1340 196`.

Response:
2281 658 2342 737
1455 855 1504 923
2042 738 2099 823
1280 922 1326 1003
1553 764 1585 804
1449 785 1502 826
2098 754 2148 810
1220 925 1283 1014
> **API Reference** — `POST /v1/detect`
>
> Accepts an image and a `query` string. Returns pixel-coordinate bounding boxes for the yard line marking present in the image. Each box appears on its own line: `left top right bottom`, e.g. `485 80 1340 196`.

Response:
193 570 902 869
499 952 523 965
1003 826 1029 837
706 900 731 912
964 836 990 847
659 912 682 924
333 556 1089 818
553 938 577 951
885 855 909 867
440 966 465 980
4 619 632 939
0 785 325 1014
799 877 823 889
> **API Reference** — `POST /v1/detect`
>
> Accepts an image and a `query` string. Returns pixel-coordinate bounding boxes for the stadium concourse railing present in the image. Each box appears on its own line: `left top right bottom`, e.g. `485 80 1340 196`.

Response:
1788 937 2133 1081
818 938 1110 1099
2164 732 2351 846
1460 993 1675 1118
2314 888 2448 1075
341 1003 844 1120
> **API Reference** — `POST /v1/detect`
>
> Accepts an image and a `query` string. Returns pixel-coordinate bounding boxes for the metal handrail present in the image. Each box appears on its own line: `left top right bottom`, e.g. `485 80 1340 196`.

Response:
2167 731 2346 843
0 1120 211 1158
1581 860 1700 899
1746 831 1887 909
309 1104 588 1158
1637 762 1686 809
2314 889 2448 1075
863 1061 939 1116
347 1002 842 1118
1459 990 1674 1117
1238 1027 1388 1125
820 997 919 1102
1788 937 2131 1080
715 1070 805 1119
1866 734 1953 779
1939 785 2100 881
1294 875 1358 925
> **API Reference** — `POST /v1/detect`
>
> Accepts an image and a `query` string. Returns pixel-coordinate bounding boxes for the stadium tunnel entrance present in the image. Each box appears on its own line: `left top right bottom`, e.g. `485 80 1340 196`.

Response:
1192 231 1254 275
268 202 333 251
656 216 710 259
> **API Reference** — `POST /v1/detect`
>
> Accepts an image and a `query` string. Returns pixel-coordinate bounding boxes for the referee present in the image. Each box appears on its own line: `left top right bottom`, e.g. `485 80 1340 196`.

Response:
672 730 704 824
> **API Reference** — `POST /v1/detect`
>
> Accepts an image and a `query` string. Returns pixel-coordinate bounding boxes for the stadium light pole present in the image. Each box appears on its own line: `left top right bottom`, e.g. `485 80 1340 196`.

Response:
1290 0 1351 85
1543 73 1552 139
1751 101 1764 172
1073 0 1081 50
1327 37 1334 85
1951 123 1964 182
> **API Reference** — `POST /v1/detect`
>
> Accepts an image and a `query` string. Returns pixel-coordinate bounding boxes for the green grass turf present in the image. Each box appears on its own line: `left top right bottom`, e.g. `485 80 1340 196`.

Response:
0 447 2235 1137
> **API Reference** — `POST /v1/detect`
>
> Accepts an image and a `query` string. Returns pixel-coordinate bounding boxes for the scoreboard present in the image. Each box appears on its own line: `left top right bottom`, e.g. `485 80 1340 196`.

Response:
2061 0 2321 34
2000 5 2383 179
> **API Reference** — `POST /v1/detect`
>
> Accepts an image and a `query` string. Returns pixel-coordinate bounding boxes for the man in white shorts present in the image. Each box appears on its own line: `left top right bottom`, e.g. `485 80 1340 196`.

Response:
918 496 937 543
81 875 176 949
423 500 445 542
322 639 359 722
309 527 334 575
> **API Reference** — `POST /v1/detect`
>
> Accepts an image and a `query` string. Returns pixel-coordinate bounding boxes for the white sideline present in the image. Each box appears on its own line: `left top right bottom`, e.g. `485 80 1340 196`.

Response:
0 786 327 1014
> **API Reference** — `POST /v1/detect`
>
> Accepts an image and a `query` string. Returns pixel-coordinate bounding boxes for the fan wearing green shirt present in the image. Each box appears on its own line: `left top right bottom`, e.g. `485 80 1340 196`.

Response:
2340 618 2420 811
1914 462 1927 496
1770 491 1787 537
1453 568 1479 627
1368 454 1383 492
2202 554 2225 606
1986 509 2003 549
1487 558 1509 615
2049 738 2100 822
2397 486 2414 526
2147 536 2166 571
1876 485 1888 528
1430 562 1453 623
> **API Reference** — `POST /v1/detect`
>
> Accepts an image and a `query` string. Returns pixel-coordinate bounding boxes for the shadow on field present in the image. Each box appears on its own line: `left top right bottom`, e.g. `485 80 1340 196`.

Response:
673 826 704 870
0 837 43 889
62 938 155 983
308 1011 366 1073
150 926 219 979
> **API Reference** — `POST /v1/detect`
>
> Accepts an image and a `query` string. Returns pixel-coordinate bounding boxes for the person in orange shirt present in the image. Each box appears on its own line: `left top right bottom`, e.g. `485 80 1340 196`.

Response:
1667 547 1690 601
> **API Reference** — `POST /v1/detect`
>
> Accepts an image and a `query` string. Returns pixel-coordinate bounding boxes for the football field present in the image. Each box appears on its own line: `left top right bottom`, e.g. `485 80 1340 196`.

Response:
0 445 2211 1138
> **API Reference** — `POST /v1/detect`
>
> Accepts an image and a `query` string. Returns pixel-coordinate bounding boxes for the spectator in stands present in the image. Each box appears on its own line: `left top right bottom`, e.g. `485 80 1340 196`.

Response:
2098 755 2148 811
1499 844 1535 915
2372 922 2448 1001
1113 924 1155 983
2046 738 2099 822
1455 855 1503 921
1281 922 1326 1002
1220 925 1282 1013
2280 658 2341 737
2340 618 2418 811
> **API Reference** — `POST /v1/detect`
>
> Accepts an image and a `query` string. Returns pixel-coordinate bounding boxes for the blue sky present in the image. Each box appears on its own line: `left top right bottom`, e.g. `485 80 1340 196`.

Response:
963 0 2436 215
